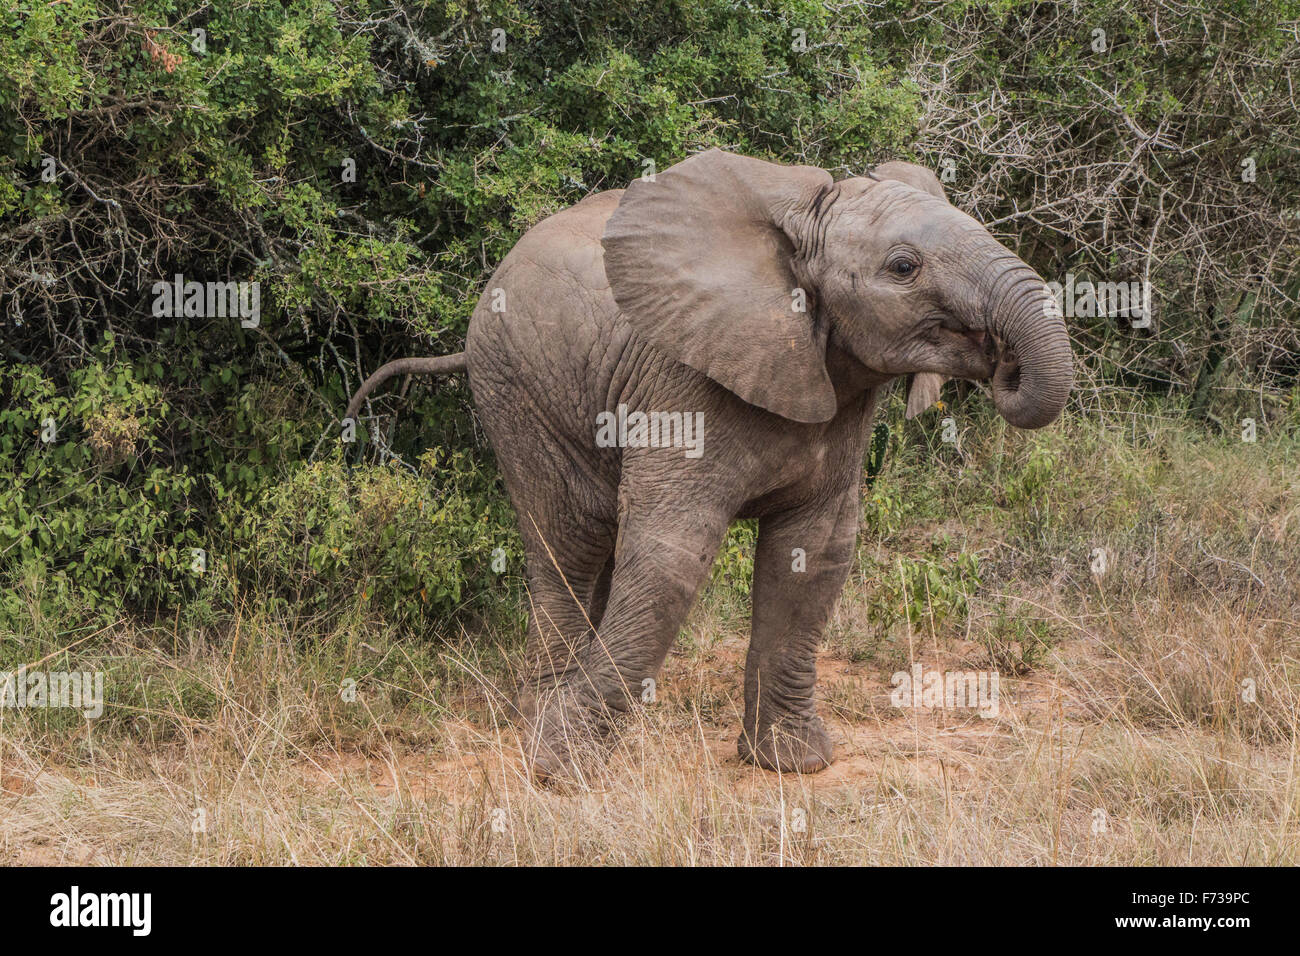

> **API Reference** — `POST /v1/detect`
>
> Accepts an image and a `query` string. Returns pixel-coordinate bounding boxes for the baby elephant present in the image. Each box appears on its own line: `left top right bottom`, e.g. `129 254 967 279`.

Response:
346 149 1071 782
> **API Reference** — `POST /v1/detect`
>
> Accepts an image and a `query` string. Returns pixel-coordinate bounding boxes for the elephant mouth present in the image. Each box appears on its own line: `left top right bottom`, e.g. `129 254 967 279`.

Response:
979 332 1027 398
939 323 998 379
965 328 997 365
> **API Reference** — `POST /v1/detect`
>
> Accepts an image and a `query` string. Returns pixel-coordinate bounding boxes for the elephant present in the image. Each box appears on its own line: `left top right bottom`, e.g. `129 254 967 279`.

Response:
344 149 1072 782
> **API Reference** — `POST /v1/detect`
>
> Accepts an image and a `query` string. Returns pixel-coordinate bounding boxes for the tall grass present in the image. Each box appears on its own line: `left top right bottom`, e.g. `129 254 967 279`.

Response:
2 401 1297 865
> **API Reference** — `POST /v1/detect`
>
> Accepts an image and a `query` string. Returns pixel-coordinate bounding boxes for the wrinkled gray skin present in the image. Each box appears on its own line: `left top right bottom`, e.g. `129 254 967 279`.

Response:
347 149 1071 782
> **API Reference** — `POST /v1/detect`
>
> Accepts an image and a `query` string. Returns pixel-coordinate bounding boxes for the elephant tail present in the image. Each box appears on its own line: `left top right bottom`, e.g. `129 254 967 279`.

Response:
343 353 468 423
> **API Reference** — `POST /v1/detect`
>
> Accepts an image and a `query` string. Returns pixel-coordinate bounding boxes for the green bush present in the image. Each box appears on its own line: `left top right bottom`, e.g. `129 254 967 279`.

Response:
865 547 982 637
710 520 757 598
1003 440 1061 509
233 450 520 629
0 343 199 626
3 0 1298 640
0 344 517 634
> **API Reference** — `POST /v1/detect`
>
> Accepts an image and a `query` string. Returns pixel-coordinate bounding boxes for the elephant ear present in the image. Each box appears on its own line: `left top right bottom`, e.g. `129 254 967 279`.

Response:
905 372 947 419
601 149 837 423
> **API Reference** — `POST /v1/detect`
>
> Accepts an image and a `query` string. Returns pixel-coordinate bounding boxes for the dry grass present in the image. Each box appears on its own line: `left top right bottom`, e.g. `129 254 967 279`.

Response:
2 410 1298 865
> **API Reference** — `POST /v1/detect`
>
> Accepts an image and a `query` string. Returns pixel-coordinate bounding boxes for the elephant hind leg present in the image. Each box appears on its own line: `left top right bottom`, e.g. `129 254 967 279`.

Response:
514 518 614 721
515 547 617 787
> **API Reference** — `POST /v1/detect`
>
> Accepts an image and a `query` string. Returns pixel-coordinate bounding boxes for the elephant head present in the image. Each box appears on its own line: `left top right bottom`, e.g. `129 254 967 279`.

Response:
601 149 1071 428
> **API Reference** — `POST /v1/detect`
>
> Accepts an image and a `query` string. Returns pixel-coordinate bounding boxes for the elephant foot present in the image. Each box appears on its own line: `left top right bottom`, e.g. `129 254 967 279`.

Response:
738 715 834 773
518 684 615 788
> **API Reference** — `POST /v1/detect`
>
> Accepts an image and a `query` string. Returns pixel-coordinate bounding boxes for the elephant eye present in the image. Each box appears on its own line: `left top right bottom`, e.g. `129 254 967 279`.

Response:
890 258 917 278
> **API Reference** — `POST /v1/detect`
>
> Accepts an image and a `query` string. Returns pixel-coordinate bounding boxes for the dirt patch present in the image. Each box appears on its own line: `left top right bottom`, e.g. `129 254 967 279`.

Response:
292 639 1070 804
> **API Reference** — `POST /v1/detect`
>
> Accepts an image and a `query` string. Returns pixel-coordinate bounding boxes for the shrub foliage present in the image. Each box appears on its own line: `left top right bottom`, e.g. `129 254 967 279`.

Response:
2 1 1297 628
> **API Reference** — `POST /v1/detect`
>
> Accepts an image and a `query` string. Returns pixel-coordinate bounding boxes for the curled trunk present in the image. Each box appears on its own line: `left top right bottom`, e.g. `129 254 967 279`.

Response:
988 274 1072 429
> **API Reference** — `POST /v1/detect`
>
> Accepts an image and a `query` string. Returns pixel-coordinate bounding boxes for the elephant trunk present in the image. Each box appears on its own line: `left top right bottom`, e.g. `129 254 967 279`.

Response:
986 270 1072 429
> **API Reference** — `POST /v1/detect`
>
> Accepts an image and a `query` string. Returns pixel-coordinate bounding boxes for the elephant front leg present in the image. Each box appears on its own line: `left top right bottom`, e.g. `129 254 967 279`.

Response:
740 489 860 772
